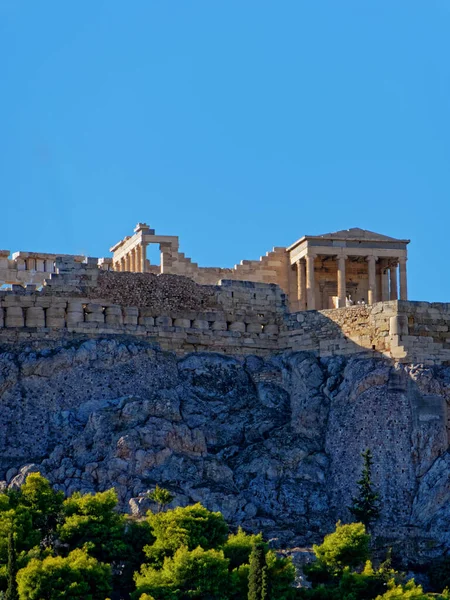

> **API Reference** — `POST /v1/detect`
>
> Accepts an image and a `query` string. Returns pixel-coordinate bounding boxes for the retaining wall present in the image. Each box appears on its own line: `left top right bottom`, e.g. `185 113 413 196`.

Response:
1 267 450 364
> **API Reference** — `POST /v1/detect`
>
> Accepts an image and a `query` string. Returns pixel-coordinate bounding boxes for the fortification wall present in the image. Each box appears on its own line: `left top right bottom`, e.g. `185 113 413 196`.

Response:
282 303 396 357
0 259 449 364
0 278 285 356
0 251 113 287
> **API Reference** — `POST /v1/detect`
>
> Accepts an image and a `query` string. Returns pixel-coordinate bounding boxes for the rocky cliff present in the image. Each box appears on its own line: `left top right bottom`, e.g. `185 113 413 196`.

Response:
1 337 449 561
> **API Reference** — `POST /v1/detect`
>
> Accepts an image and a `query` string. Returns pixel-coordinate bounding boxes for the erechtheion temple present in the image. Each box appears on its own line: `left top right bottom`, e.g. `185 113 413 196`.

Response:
0 224 409 311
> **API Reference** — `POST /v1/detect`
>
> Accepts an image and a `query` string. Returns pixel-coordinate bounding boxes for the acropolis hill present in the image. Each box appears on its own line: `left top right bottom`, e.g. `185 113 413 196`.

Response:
2 223 450 563
0 223 446 364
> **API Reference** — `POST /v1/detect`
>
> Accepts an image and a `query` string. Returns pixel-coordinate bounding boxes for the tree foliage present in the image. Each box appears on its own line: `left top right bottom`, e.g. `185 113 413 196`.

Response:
374 579 432 599
134 546 230 600
57 489 127 563
16 548 111 600
223 528 266 571
147 486 174 513
0 474 298 598
312 522 370 574
248 543 269 600
5 531 18 600
348 449 381 530
144 503 229 568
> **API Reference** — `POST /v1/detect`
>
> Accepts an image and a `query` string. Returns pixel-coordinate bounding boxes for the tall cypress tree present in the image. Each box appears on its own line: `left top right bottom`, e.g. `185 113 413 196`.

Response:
5 529 18 600
248 543 269 600
348 448 381 530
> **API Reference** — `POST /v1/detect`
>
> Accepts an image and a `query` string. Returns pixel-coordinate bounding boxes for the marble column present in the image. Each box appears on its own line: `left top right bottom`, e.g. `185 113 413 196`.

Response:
131 248 136 272
296 259 306 311
367 255 377 305
120 257 126 272
306 253 316 310
381 260 389 302
337 255 347 308
399 257 408 300
136 246 142 273
141 243 147 273
125 254 131 271
390 263 398 300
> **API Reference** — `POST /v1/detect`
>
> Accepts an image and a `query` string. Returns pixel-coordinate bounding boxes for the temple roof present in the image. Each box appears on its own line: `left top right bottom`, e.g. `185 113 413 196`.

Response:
312 228 409 243
287 227 410 251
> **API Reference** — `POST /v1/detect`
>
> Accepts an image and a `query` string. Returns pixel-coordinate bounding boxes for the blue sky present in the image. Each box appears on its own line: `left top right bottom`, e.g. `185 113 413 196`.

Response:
1 1 449 301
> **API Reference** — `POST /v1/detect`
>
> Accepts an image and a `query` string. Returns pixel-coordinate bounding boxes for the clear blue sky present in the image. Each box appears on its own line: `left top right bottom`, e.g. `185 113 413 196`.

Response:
1 1 449 301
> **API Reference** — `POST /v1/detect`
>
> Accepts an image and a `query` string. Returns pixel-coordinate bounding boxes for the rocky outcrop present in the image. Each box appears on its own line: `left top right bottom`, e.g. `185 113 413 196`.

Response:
1 338 449 561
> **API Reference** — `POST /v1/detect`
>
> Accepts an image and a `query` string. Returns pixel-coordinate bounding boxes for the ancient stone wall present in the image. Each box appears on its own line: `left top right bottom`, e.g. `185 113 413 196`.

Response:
282 303 396 356
0 277 286 356
1 259 450 364
163 246 290 293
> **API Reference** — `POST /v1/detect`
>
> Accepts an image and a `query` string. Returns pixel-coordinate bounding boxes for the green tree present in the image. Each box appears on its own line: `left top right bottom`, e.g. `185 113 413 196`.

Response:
57 489 128 563
265 550 296 600
313 522 370 574
134 546 230 600
119 519 155 597
349 449 381 530
304 521 370 588
5 531 18 600
222 528 266 571
0 473 63 566
374 578 432 599
0 472 65 593
16 548 111 600
18 474 64 544
248 543 269 600
144 503 228 567
147 486 174 513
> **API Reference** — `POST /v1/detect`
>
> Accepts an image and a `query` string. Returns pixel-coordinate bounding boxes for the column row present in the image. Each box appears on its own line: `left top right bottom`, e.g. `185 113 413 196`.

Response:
114 244 147 273
295 254 408 310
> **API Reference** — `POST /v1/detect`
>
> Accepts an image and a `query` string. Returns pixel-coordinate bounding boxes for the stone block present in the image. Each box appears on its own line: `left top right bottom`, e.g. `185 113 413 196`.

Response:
246 323 263 333
25 307 45 328
192 319 209 330
263 324 279 334
211 320 227 331
155 316 173 327
66 302 84 325
389 315 409 336
123 307 139 325
173 318 191 328
85 303 104 323
139 316 155 327
228 321 246 333
5 306 24 327
46 306 66 328
105 306 123 326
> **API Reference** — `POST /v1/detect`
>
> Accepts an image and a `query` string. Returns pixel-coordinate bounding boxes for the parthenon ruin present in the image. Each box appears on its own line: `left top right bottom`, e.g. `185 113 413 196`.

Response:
1 224 409 310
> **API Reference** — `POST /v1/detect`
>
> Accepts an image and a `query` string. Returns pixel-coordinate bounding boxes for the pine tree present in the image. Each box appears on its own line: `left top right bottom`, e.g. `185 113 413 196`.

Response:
147 485 174 513
348 448 381 530
5 529 18 600
248 543 269 600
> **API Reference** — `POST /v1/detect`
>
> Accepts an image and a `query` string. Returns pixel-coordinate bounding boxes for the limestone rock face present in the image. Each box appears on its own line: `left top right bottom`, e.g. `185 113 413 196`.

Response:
1 338 449 560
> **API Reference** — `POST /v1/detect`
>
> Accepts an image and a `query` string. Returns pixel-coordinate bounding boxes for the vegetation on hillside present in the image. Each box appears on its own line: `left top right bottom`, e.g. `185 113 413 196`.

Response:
0 472 448 599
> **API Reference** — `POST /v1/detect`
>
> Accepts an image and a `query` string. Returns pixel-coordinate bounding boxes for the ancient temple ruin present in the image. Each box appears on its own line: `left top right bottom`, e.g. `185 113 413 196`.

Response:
110 224 409 310
1 224 409 311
